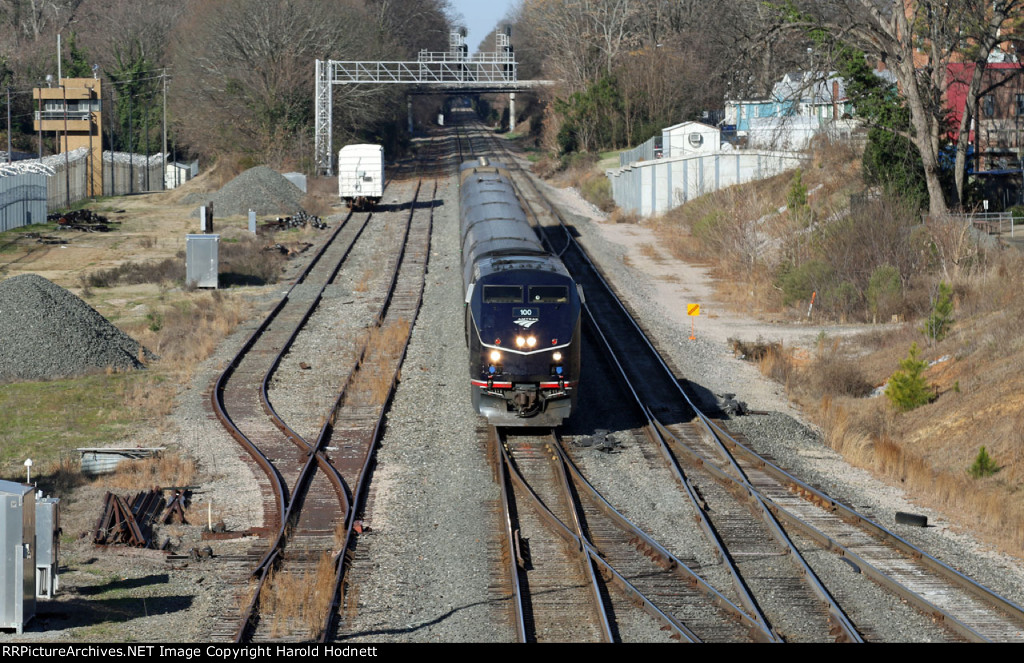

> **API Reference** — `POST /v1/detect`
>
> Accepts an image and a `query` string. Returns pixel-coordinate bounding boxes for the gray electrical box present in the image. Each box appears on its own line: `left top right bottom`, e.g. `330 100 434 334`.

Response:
186 234 220 289
35 497 59 599
0 481 35 634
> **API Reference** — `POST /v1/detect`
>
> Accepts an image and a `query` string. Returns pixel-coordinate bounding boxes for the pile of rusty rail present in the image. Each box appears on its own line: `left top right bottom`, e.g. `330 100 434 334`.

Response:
94 488 190 548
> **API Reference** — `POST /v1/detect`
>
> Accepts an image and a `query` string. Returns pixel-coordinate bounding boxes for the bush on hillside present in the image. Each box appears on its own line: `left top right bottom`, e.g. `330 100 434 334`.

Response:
885 343 935 412
968 446 999 479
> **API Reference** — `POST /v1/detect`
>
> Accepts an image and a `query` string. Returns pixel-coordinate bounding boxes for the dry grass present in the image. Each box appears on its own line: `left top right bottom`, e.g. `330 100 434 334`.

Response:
260 552 337 638
126 291 250 383
347 319 412 406
301 177 338 218
814 395 1024 551
124 380 178 419
608 208 640 224
624 137 1024 554
352 267 376 293
638 243 663 263
102 451 198 490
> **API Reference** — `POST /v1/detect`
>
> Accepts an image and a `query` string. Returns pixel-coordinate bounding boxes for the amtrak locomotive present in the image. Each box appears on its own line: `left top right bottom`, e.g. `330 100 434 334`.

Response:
460 158 582 426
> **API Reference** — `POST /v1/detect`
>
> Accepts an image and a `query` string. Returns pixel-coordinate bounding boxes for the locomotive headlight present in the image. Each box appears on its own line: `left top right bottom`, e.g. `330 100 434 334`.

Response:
489 350 502 363
552 352 563 362
526 336 537 348
515 336 526 348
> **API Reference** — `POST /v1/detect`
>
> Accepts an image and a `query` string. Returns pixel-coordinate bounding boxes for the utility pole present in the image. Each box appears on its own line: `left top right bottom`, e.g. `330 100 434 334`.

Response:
6 87 11 163
144 89 150 192
62 84 69 207
128 92 133 194
162 69 167 191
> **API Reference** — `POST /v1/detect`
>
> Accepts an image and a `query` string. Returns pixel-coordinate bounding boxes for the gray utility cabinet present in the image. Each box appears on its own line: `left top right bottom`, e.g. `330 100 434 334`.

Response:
35 497 59 599
0 481 35 634
186 234 220 288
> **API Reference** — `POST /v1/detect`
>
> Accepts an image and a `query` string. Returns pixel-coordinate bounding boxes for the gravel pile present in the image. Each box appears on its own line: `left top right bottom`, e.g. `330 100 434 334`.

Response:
0 273 152 381
182 165 306 217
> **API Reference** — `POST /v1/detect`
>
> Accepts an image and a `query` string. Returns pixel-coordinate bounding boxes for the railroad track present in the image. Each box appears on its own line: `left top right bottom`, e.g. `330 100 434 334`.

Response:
454 110 1024 641
209 133 440 641
492 425 775 642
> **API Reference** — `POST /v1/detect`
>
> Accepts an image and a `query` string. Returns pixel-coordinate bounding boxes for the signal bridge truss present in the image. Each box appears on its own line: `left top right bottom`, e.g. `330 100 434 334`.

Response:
315 31 532 174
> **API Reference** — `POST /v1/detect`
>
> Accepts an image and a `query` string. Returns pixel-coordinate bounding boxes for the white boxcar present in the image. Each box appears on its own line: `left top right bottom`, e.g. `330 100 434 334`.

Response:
338 144 384 210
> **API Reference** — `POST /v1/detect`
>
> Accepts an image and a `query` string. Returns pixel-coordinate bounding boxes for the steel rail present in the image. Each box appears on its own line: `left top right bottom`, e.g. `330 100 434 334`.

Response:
532 144 1024 640
551 219 860 640
210 209 355 535
231 208 379 643
577 300 781 639
560 204 1024 640
491 426 528 641
497 427 772 642
463 118 799 641
696 418 1024 642
468 122 783 639
320 178 436 642
550 436 764 643
237 180 427 642
212 210 357 641
495 428 625 642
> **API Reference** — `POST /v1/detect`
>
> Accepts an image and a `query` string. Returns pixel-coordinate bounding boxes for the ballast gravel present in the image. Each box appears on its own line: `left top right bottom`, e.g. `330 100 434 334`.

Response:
182 165 306 217
9 145 1024 643
0 273 153 381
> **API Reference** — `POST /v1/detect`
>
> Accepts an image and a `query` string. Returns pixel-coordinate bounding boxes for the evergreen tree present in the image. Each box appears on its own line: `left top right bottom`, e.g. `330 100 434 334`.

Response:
968 446 999 478
922 281 954 343
886 343 934 412
62 33 94 79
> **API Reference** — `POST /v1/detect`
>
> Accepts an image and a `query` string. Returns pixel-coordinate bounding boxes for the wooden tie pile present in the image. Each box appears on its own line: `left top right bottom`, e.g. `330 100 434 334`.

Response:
94 489 190 548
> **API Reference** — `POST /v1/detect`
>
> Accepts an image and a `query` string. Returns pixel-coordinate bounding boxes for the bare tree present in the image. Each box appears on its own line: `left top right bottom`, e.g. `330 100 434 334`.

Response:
947 1 1023 207
797 0 1022 217
169 0 369 163
0 0 81 43
522 2 594 91
364 0 451 57
73 0 184 70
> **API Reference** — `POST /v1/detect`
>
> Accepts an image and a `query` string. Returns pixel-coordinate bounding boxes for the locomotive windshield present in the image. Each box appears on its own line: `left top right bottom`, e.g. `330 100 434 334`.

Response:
528 286 569 303
483 285 523 303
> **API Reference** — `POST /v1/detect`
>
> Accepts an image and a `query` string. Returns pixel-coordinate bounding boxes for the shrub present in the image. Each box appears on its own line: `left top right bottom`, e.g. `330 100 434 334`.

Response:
83 258 184 288
867 265 902 322
824 281 859 320
885 342 934 412
787 168 808 213
922 281 954 342
811 341 873 398
579 173 614 212
777 260 834 307
968 446 999 479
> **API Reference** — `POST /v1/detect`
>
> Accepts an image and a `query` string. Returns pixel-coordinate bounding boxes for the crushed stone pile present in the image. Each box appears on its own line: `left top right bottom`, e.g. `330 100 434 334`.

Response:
0 274 154 381
182 165 306 217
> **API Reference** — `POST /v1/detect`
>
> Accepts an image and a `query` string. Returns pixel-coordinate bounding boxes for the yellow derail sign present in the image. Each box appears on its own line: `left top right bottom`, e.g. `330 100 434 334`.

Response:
687 304 700 317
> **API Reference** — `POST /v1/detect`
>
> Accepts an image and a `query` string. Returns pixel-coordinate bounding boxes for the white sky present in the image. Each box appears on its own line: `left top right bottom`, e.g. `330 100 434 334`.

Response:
449 0 516 51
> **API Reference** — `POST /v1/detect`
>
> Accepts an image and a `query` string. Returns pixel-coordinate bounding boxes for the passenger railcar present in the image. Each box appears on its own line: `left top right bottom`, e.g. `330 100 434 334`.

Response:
460 158 582 426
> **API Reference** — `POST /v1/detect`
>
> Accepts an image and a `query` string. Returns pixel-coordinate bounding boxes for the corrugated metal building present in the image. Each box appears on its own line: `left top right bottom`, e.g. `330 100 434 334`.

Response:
607 149 804 217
